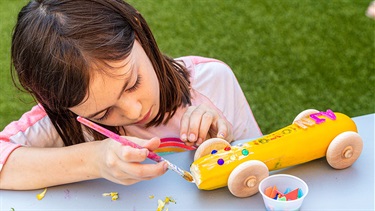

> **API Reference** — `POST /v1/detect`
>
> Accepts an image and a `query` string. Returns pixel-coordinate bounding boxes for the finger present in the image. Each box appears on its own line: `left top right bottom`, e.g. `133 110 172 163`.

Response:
195 112 215 145
117 178 140 186
122 161 168 180
120 136 160 152
119 145 149 163
216 118 227 139
141 137 161 151
107 161 167 185
186 107 209 143
180 106 196 142
126 136 148 146
216 118 233 142
105 174 141 186
184 141 196 147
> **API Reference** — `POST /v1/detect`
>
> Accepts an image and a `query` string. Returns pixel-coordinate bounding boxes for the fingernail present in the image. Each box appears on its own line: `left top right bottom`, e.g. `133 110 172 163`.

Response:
142 148 149 156
188 133 196 142
163 162 169 171
181 134 187 141
218 132 225 138
196 138 203 146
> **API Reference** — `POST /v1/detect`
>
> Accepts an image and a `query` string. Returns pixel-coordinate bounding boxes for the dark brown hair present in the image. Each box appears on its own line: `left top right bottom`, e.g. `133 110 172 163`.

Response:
11 0 191 146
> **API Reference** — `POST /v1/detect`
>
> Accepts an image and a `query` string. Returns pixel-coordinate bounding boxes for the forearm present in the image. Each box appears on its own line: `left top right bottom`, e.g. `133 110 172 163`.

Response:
0 141 102 190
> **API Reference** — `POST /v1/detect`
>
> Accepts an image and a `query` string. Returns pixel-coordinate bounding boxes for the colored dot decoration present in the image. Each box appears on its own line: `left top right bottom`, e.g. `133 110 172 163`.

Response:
217 158 224 165
215 147 252 166
242 149 249 156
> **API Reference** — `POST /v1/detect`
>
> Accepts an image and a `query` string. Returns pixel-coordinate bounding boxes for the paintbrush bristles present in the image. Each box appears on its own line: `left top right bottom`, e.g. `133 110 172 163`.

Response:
164 160 194 183
182 171 194 183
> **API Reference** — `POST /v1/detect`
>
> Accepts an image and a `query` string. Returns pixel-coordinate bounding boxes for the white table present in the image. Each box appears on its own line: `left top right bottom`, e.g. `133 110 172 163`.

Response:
1 114 374 210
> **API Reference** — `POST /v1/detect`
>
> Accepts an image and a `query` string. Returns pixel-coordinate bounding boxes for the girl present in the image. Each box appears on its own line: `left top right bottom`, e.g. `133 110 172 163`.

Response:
0 0 261 190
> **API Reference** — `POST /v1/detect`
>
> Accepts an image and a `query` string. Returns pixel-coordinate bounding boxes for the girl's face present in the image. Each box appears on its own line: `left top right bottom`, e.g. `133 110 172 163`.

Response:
69 40 160 127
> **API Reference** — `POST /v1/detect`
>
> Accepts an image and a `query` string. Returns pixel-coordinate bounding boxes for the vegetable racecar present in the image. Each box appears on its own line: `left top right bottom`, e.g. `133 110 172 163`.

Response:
190 109 363 197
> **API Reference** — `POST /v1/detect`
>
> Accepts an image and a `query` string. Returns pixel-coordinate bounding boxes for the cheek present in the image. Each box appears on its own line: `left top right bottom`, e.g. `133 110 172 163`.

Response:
152 75 160 100
144 71 160 98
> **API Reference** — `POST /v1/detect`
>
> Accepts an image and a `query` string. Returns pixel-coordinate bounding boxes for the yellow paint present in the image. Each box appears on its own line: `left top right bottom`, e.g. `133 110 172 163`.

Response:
190 112 357 190
156 196 175 211
102 192 119 201
36 188 47 200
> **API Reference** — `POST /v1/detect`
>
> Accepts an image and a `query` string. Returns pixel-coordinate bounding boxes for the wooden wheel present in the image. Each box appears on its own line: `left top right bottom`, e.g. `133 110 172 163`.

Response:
293 109 319 123
326 131 363 169
227 160 269 198
193 138 231 161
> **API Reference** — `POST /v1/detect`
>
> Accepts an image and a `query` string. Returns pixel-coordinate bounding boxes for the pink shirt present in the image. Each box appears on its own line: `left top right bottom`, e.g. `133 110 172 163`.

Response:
0 56 262 171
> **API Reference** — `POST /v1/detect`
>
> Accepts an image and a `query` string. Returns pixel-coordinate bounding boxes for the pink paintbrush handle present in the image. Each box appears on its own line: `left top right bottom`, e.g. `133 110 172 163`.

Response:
76 116 194 183
76 116 162 162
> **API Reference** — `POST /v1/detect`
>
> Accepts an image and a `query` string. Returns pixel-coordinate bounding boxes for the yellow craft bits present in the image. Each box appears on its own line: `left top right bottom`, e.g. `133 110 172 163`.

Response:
102 192 119 201
36 188 47 200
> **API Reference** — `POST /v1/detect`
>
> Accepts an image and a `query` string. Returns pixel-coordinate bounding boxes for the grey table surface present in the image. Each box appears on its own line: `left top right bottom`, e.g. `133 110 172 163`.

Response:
1 114 374 211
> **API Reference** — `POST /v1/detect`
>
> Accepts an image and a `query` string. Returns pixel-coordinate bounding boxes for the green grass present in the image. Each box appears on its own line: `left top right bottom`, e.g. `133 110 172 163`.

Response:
0 0 33 130
1 0 374 134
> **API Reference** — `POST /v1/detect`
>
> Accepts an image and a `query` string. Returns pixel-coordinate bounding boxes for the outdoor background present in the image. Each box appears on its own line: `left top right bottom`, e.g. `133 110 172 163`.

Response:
0 0 374 135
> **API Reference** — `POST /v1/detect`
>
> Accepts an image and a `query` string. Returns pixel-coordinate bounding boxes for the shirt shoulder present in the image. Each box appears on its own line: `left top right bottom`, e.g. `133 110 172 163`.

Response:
0 104 64 147
177 56 262 139
177 56 234 88
0 104 64 171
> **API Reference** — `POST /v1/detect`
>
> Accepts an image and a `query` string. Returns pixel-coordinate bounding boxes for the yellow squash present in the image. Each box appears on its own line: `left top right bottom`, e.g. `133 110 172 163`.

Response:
190 111 357 190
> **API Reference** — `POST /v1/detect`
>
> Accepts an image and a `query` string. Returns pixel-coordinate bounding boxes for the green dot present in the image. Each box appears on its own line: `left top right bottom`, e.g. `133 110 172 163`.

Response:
242 149 249 156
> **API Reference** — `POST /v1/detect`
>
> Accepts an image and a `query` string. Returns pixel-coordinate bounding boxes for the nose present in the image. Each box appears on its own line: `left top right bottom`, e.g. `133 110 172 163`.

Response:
116 96 142 121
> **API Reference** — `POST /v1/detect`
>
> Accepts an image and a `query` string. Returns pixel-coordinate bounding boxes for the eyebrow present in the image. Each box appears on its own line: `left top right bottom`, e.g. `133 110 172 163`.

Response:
85 69 134 119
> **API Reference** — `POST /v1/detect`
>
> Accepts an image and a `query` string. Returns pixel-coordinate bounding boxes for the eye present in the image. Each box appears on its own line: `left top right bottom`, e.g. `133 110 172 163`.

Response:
95 73 141 122
95 108 112 122
127 75 141 93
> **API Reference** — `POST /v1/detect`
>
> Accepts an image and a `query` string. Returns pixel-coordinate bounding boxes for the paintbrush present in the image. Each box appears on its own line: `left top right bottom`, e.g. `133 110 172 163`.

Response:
76 116 194 183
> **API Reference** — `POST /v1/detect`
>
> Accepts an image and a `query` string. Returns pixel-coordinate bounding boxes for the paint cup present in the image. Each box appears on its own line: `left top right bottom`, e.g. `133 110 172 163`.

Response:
259 174 308 211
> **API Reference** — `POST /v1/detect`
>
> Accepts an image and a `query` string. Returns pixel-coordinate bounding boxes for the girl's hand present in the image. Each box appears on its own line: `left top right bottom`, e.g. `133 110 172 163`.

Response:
96 137 168 185
180 104 233 146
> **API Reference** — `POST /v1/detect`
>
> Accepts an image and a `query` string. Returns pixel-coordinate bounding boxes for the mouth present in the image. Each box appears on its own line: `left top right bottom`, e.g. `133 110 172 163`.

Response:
134 107 152 125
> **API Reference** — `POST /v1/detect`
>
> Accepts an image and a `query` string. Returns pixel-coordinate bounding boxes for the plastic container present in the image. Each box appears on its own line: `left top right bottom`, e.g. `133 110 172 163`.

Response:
259 174 309 211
